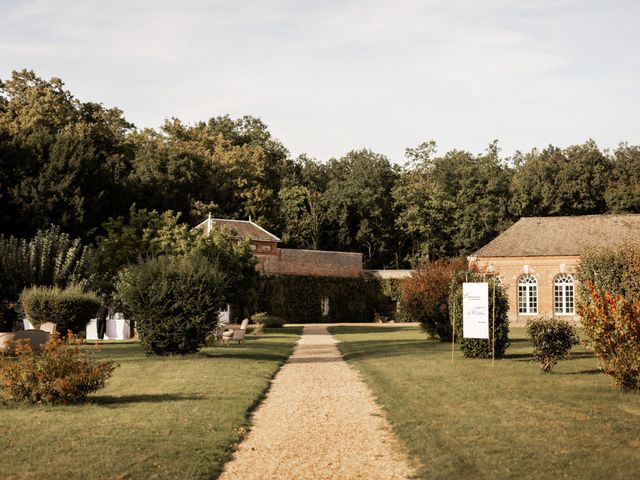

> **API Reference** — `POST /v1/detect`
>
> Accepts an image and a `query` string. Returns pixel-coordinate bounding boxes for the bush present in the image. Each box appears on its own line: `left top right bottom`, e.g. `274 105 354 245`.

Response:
19 285 101 335
449 274 510 358
251 312 285 328
0 332 116 405
116 253 227 355
0 226 93 300
400 259 467 341
578 283 640 389
526 316 579 372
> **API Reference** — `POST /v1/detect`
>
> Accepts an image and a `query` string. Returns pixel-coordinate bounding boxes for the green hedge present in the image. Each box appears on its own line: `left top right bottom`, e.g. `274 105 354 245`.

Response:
257 274 390 323
449 273 510 359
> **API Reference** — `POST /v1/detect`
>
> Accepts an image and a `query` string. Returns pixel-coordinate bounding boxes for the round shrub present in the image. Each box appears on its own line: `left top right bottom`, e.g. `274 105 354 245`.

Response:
449 275 510 358
526 316 579 372
252 312 285 328
116 253 227 355
400 259 467 341
19 285 101 335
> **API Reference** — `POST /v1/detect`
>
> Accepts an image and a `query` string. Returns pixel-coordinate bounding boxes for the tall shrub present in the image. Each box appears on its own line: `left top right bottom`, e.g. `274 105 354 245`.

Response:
449 274 510 358
578 283 640 389
0 226 92 300
116 254 227 355
400 259 467 341
577 244 640 389
20 285 101 334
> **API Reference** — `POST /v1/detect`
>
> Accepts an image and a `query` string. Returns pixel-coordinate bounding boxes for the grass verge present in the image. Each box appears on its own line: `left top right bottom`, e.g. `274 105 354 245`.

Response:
0 326 302 480
330 325 640 480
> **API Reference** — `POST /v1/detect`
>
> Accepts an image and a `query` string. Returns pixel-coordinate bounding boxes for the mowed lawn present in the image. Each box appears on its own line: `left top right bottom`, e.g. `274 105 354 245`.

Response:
330 325 640 480
0 327 302 480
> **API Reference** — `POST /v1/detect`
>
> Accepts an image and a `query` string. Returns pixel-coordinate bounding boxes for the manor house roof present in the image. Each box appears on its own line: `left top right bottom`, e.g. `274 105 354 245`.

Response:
473 214 640 258
196 217 281 243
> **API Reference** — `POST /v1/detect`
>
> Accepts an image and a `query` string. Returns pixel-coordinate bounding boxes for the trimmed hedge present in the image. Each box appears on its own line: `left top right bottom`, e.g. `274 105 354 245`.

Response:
19 285 101 335
257 274 390 323
116 253 227 355
449 273 510 359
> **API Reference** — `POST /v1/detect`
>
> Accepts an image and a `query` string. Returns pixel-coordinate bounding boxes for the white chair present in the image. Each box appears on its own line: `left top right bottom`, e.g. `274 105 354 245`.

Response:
39 322 57 334
222 319 249 345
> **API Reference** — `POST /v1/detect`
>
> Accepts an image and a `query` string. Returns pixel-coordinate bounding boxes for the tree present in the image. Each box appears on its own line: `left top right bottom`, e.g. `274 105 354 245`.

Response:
323 150 399 267
605 143 640 213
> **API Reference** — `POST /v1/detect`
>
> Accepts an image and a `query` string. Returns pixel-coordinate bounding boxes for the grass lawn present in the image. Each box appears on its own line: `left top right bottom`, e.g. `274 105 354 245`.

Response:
330 325 640 480
0 327 302 480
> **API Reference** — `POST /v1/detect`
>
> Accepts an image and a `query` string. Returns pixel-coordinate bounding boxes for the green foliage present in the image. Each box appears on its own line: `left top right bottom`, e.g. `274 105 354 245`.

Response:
94 208 258 316
0 332 116 405
258 275 389 323
577 243 640 302
449 274 510 358
19 285 101 335
0 225 93 300
400 259 467 341
115 253 227 355
251 312 285 328
526 316 579 372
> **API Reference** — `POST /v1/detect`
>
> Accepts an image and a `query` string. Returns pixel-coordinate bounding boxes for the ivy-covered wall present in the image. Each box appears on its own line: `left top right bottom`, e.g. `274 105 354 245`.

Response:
257 274 393 323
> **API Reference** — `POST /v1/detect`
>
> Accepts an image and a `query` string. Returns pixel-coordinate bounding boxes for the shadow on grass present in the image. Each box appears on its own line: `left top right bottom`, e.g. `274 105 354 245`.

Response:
329 326 417 335
337 339 436 361
91 393 204 405
555 368 602 375
506 351 596 361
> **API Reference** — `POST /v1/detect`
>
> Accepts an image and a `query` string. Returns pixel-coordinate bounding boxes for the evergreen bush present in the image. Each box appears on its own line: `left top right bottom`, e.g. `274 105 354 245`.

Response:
400 259 467 341
526 316 579 372
116 253 227 355
449 274 510 358
19 285 101 335
0 332 116 405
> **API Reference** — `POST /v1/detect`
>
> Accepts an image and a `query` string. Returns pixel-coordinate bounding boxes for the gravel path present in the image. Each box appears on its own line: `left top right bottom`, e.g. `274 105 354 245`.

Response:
219 325 416 480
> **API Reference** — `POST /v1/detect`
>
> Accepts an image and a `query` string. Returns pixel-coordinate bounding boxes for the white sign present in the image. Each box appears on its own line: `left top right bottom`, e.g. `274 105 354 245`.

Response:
463 282 489 339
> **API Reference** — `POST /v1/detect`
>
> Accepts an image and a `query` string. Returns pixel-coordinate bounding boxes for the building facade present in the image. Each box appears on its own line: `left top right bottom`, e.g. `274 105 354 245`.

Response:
469 215 640 323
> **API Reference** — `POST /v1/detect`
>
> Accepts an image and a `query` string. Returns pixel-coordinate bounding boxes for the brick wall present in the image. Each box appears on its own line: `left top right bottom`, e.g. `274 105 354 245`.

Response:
255 248 363 278
473 256 580 324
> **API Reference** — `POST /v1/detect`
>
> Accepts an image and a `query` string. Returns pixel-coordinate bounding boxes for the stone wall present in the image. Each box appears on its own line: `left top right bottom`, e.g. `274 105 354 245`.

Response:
473 256 580 324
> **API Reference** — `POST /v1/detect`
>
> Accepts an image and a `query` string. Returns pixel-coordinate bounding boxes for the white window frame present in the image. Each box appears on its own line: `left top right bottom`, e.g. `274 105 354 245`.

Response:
321 297 330 317
518 274 538 315
554 274 575 315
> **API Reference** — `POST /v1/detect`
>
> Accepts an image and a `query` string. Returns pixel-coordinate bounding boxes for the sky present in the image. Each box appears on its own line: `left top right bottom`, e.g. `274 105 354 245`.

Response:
1 0 639 163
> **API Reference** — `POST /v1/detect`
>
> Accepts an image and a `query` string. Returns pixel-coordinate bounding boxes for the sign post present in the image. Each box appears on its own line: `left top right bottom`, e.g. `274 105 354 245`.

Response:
462 282 489 340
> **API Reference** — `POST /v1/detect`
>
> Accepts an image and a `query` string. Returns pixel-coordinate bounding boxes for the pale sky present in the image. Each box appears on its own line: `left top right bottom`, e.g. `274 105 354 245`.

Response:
1 0 639 162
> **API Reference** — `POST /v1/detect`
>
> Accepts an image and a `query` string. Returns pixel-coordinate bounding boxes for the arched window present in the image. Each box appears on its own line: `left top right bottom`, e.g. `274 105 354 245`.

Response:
554 274 575 314
518 275 538 314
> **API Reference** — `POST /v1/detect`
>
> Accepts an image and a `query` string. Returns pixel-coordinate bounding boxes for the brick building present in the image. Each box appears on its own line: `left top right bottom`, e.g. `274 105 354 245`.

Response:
469 214 640 323
195 216 363 278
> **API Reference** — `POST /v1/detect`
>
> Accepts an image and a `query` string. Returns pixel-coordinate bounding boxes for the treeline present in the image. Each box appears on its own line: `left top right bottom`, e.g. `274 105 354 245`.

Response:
1 69 639 268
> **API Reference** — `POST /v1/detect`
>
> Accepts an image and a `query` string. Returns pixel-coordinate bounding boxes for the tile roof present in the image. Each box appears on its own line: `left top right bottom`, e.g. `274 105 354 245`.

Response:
473 214 640 258
200 218 281 243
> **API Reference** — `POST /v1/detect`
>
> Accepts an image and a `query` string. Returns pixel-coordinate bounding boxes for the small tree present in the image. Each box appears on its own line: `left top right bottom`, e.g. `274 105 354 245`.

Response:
526 316 579 372
449 274 510 358
400 259 467 341
20 285 101 335
116 253 227 355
